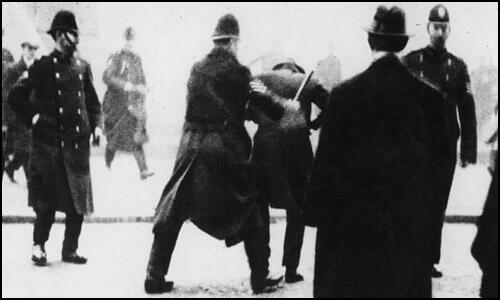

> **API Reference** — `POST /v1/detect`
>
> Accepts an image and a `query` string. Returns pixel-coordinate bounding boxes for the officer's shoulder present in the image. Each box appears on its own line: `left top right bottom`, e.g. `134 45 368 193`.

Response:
403 48 425 61
446 52 467 68
76 57 91 69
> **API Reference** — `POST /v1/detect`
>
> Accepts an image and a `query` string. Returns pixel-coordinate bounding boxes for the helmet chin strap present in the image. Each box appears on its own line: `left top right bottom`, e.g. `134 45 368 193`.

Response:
63 31 78 50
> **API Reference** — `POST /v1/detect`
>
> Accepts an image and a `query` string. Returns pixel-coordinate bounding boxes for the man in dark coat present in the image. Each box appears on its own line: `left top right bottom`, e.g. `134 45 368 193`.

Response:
472 109 498 298
403 4 478 277
103 27 154 180
2 28 15 182
145 14 285 295
252 61 329 283
3 40 39 183
8 11 102 266
307 6 448 298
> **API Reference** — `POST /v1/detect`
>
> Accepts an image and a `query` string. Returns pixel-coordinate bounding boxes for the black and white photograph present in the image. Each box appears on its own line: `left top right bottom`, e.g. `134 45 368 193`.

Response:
2 2 498 298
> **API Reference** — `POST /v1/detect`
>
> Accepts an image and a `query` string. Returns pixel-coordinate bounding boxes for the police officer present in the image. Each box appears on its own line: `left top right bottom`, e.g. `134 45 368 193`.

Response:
403 4 478 278
8 10 102 266
3 40 39 183
145 14 285 295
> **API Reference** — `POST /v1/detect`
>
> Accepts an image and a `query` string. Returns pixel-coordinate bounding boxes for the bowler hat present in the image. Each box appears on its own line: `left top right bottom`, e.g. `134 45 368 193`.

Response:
272 61 305 74
364 6 411 37
47 10 79 37
212 14 239 41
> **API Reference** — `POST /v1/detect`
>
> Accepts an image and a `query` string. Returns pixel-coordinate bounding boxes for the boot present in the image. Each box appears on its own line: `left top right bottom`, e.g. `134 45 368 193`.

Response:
144 276 174 294
251 273 283 294
62 251 88 264
31 244 47 266
285 268 304 283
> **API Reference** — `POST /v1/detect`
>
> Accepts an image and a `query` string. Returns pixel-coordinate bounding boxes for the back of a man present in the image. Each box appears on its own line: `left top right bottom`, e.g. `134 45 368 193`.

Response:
308 6 447 298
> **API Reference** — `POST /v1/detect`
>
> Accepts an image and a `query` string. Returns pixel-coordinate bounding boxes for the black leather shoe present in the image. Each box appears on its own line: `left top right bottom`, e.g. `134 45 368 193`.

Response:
285 271 304 283
31 244 47 266
144 277 174 294
62 252 88 264
431 266 443 278
251 275 283 294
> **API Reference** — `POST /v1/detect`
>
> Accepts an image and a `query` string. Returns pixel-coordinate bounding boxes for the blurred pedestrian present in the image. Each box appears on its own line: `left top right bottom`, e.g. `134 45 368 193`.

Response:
2 28 15 182
3 40 39 183
103 26 154 180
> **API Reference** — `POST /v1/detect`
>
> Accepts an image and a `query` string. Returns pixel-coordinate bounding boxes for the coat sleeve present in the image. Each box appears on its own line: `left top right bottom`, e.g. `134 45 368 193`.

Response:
103 54 128 91
457 62 478 164
84 64 102 131
7 61 40 129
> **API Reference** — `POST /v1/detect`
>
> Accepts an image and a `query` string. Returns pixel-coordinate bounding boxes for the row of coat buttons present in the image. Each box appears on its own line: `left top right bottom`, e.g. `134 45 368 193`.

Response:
55 72 83 81
53 57 85 150
419 54 453 82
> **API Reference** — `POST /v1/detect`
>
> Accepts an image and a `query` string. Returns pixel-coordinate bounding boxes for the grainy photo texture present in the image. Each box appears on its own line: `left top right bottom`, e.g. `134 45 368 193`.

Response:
2 2 498 298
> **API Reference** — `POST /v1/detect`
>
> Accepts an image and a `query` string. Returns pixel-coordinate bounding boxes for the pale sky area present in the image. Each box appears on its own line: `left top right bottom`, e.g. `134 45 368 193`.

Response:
2 2 498 129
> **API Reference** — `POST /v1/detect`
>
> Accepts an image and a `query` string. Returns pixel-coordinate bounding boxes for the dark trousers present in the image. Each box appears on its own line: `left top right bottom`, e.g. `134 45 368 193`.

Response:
431 152 457 265
105 144 148 173
33 209 84 253
146 207 270 280
282 201 305 271
259 196 305 271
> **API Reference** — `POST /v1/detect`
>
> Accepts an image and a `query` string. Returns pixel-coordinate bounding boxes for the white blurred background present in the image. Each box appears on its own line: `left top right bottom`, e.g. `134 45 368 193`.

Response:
2 2 498 156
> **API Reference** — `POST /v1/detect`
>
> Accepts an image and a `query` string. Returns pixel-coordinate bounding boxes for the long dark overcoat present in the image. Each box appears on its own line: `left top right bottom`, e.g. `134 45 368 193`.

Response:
252 71 328 209
307 55 448 298
8 50 101 214
3 59 32 156
103 49 148 151
153 47 283 242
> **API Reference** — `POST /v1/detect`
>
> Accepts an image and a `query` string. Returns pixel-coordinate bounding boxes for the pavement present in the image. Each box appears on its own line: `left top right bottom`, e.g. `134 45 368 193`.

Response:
2 149 493 222
2 146 490 298
2 222 482 298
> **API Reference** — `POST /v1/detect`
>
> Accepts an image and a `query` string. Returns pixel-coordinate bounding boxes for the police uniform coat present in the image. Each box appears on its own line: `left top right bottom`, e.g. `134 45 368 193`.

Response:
404 46 478 264
153 47 283 241
8 50 101 215
103 49 148 151
252 71 328 209
308 55 448 298
404 46 477 162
